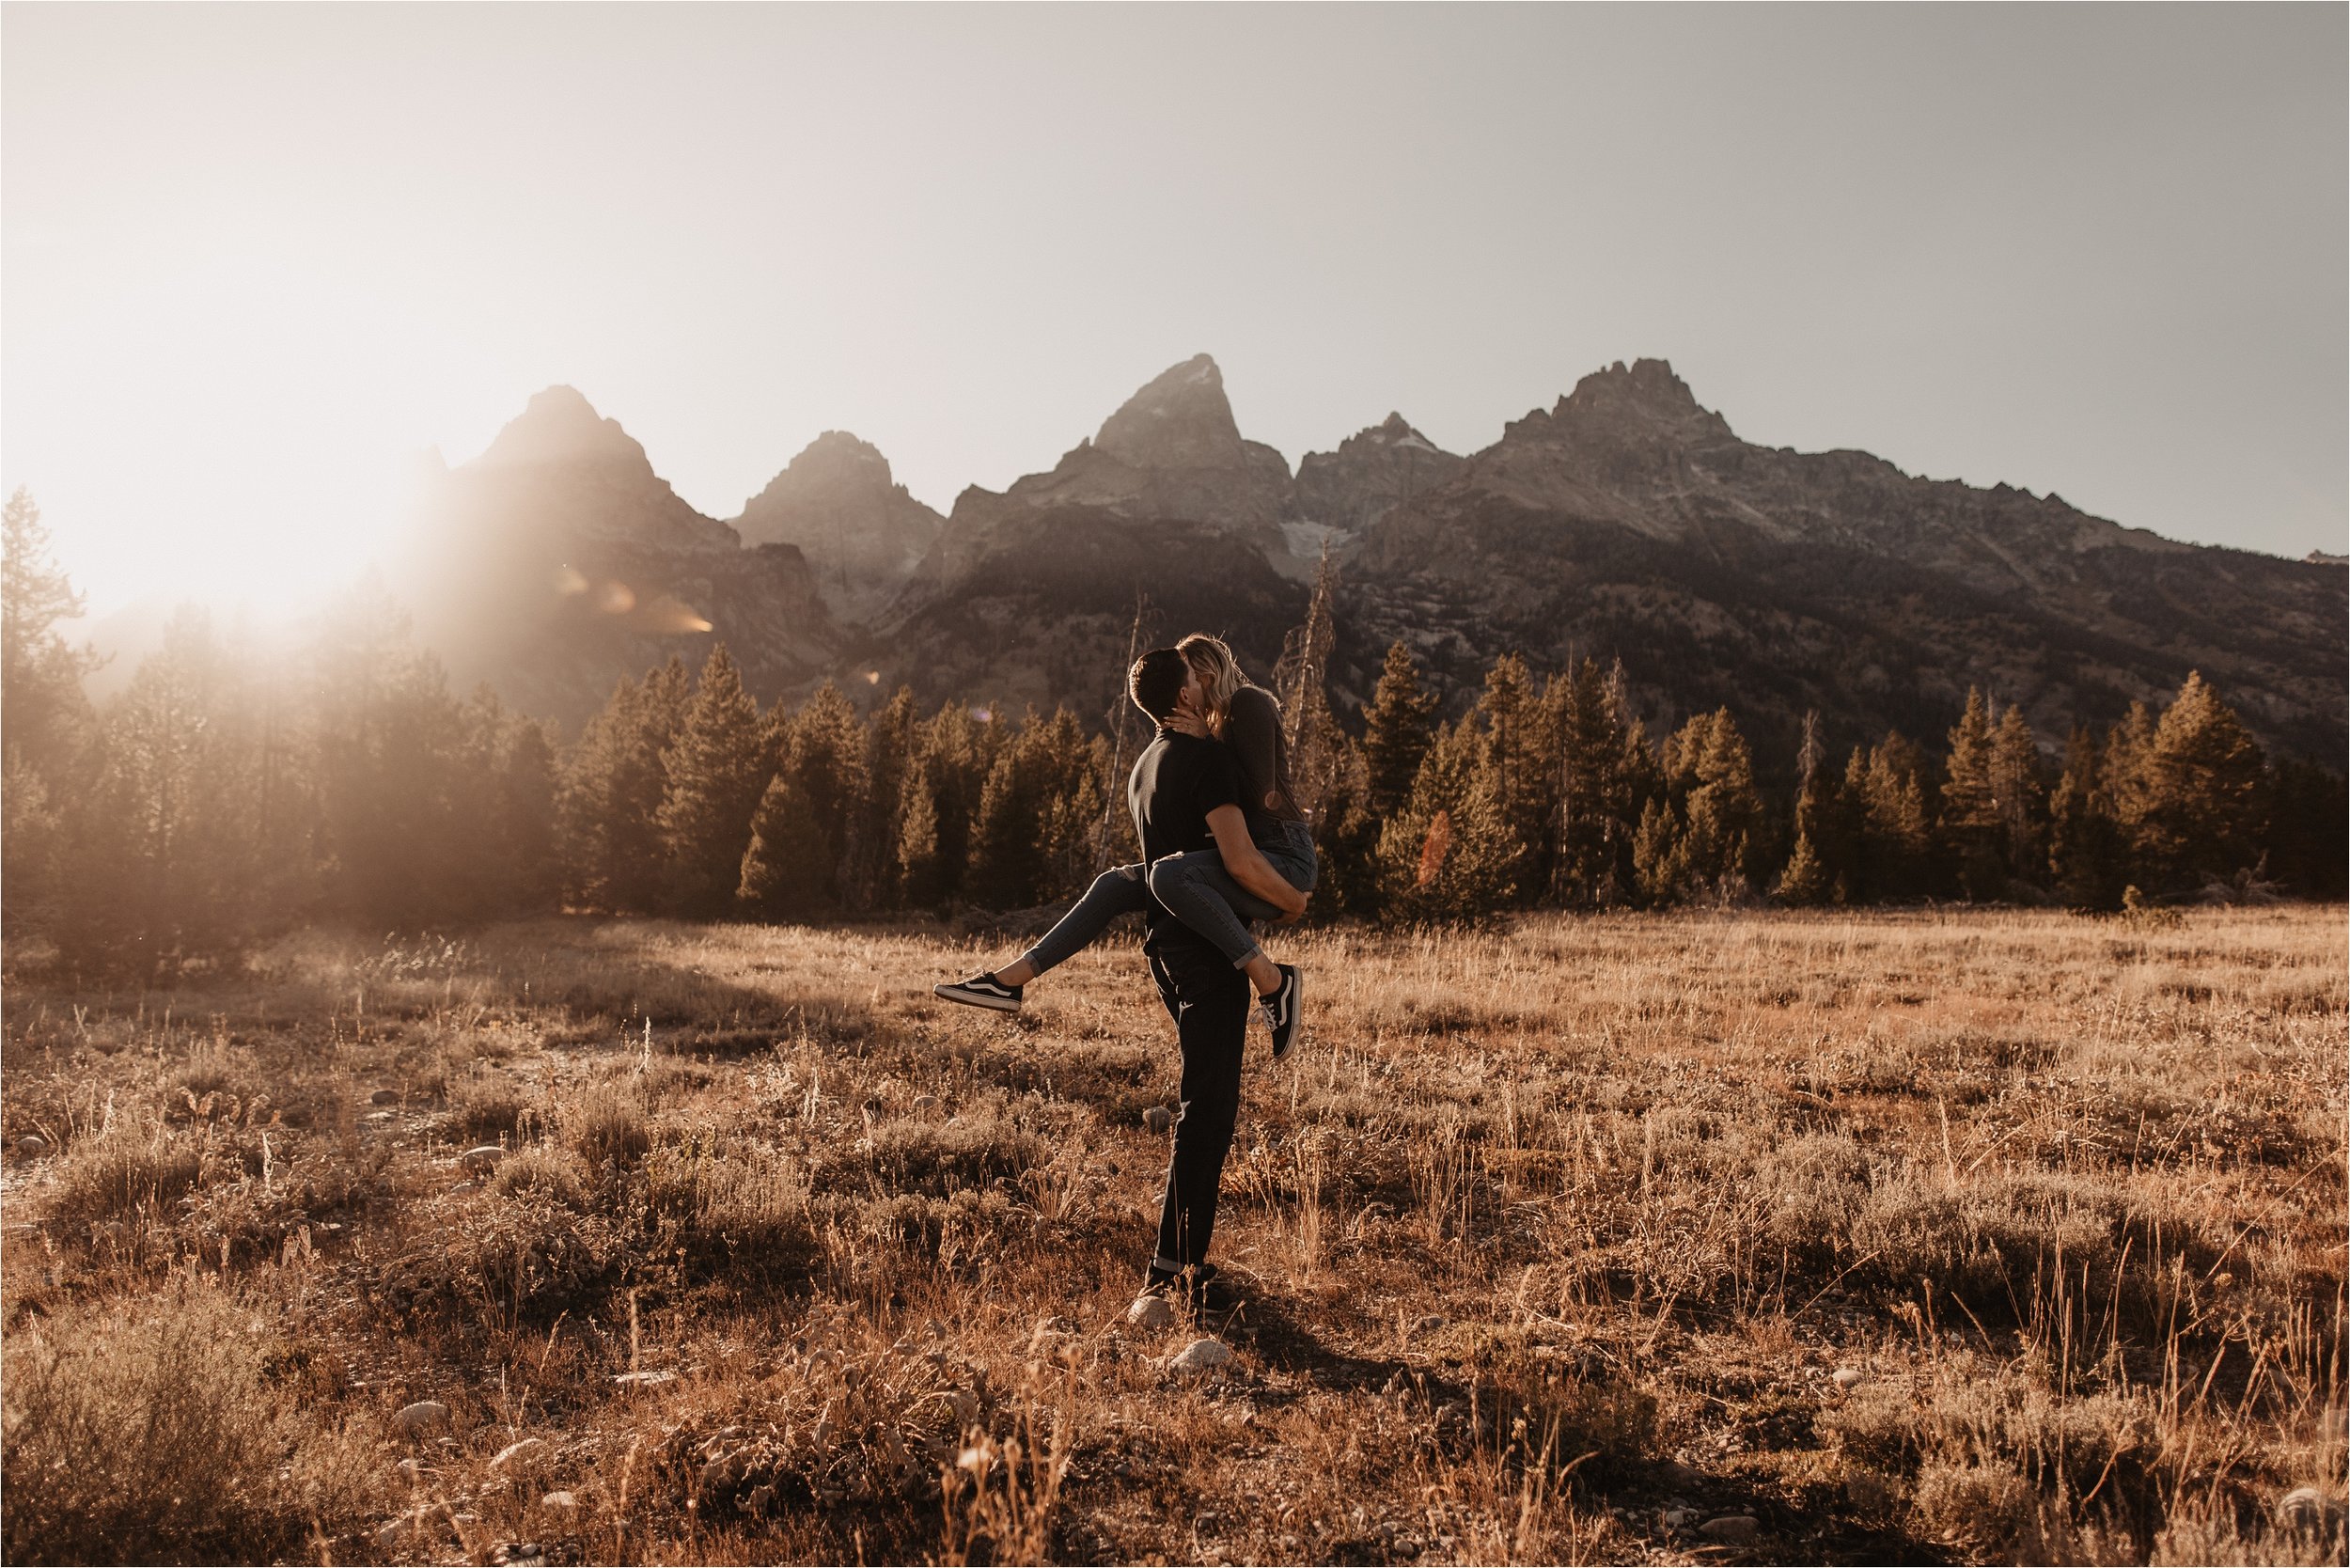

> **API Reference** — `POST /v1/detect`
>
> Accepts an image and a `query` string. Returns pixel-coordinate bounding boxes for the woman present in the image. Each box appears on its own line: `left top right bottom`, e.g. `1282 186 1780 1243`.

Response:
934 634 1317 1058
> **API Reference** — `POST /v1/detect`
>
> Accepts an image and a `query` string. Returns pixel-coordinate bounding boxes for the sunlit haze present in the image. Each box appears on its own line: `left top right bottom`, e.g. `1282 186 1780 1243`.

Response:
5 4 2343 621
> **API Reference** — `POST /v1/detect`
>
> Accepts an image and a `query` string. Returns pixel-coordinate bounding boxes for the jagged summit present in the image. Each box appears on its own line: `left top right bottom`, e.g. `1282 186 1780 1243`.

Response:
734 430 943 623
1293 412 1465 535
1496 358 1737 452
474 385 655 473
743 431 903 509
1093 353 1249 471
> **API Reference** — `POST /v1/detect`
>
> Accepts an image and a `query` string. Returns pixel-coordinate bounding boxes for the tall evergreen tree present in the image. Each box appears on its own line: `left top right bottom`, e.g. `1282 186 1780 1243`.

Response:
656 647 771 915
1377 716 1517 918
1988 704 2046 893
1 488 101 779
1777 710 1839 905
1360 640 1439 823
742 682 870 913
1549 658 1650 906
2048 726 2125 908
1938 687 2003 898
1848 732 1934 901
2 490 102 947
2135 671 2266 889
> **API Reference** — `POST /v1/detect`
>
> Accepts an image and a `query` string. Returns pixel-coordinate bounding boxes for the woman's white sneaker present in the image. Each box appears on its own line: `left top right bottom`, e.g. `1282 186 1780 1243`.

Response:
1261 964 1302 1059
934 972 1023 1012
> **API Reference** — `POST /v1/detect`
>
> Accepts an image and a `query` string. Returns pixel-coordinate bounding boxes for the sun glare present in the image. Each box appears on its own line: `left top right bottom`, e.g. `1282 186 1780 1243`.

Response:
8 248 498 625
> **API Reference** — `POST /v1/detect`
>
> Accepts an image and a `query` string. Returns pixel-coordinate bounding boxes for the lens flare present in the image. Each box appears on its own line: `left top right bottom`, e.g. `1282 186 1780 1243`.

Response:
593 581 636 615
552 564 589 596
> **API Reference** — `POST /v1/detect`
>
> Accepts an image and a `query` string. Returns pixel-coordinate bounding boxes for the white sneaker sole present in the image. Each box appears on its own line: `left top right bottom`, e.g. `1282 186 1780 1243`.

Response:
933 982 1021 1012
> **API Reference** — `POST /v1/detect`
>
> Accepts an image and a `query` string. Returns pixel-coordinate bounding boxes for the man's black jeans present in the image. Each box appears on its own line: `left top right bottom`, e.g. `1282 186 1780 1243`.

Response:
1146 931 1253 1275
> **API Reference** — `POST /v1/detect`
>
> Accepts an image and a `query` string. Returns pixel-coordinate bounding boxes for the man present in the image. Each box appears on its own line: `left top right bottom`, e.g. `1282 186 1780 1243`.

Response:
1120 645 1304 1308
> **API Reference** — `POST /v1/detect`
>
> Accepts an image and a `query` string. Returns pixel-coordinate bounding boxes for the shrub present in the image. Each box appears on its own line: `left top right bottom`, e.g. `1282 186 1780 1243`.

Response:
490 1143 590 1208
1 1283 379 1563
46 1134 200 1238
564 1076 651 1170
448 1070 528 1142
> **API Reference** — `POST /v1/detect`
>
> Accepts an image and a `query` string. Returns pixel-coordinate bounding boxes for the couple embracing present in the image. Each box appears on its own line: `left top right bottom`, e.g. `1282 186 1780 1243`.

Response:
934 633 1315 1310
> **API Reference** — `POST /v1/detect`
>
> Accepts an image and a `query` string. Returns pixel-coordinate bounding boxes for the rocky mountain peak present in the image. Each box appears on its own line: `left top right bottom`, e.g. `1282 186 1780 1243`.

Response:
1093 353 1249 471
734 431 943 625
747 431 902 507
474 385 656 475
1293 412 1465 536
1543 358 1735 443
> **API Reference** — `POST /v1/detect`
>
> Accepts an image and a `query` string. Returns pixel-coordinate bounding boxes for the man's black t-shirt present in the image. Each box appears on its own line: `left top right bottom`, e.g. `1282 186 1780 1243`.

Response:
1128 727 1246 949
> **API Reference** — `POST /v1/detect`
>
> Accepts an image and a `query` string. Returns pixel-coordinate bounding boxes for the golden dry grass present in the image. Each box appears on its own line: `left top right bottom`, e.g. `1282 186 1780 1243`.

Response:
2 906 2342 1565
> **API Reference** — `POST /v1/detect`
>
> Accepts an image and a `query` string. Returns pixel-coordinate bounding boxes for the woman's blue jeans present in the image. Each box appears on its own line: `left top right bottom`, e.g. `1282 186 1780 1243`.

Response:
1020 821 1318 975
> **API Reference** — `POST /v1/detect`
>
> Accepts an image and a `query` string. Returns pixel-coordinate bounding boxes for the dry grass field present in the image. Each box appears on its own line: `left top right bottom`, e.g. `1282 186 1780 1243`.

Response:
2 907 2343 1566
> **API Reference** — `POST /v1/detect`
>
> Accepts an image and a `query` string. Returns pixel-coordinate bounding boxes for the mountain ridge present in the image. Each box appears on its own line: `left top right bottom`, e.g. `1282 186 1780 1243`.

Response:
381 358 2343 763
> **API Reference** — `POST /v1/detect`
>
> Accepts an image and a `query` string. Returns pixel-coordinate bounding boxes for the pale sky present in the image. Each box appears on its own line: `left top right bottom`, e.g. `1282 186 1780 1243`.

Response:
6 4 2344 618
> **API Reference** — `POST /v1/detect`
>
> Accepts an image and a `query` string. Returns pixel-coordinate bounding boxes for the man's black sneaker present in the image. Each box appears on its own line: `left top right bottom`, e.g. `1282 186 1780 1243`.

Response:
933 972 1023 1013
1261 964 1302 1059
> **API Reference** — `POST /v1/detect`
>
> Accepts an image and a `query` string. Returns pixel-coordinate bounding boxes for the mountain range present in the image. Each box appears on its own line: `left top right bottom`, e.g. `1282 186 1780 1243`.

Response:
388 355 2346 768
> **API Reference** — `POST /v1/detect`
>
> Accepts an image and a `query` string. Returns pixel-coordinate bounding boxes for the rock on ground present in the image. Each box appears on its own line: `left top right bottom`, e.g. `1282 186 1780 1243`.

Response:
395 1401 451 1434
1169 1337 1232 1373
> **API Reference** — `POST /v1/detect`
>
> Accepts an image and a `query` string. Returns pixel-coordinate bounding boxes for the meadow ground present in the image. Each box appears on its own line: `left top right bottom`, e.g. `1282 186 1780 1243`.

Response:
1 907 2343 1566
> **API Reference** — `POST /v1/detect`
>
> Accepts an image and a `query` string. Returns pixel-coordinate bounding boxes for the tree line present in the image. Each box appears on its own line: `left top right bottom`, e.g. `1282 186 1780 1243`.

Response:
4 493 2340 974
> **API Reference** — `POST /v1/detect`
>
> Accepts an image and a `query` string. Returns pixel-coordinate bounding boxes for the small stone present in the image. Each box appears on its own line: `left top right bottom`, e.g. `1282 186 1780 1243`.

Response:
1128 1294 1176 1330
613 1369 677 1387
1413 1313 1446 1337
1142 1105 1173 1134
370 1088 402 1105
1700 1514 1761 1544
2276 1486 2326 1530
489 1437 547 1471
1663 1509 1694 1529
913 1094 939 1113
15 1135 48 1158
1831 1367 1868 1390
539 1491 578 1514
374 1513 415 1549
1168 1337 1232 1373
460 1145 505 1175
366 1110 397 1123
394 1400 451 1434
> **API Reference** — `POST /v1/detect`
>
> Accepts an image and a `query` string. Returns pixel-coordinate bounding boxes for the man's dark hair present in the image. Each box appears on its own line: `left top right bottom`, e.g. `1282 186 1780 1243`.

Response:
1129 647 1190 722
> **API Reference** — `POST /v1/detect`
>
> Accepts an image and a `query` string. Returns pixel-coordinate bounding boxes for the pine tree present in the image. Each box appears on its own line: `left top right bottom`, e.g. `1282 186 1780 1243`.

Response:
1649 708 1762 900
857 686 921 909
966 709 1079 910
1474 654 1555 902
1 488 101 780
1777 710 1838 905
1988 704 2045 893
1271 550 1347 821
1939 688 2004 900
2 490 102 947
895 702 987 909
1549 658 1643 906
2047 726 2124 908
1361 641 1439 823
1378 717 1517 918
656 646 771 915
2137 671 2266 890
740 682 870 913
1850 732 1933 900
2264 755 2349 899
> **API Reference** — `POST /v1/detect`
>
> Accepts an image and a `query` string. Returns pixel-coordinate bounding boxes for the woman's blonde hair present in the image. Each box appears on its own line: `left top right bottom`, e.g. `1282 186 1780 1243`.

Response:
1177 633 1246 724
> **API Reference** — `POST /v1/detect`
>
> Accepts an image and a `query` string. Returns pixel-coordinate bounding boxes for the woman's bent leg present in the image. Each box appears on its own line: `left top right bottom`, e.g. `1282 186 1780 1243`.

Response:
1018 865 1151 978
1147 851 1282 969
